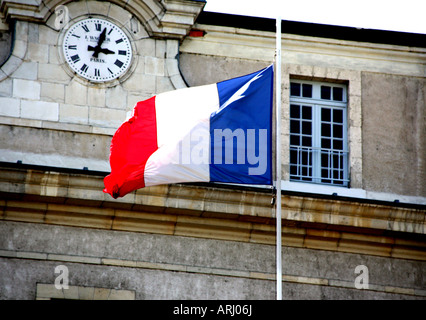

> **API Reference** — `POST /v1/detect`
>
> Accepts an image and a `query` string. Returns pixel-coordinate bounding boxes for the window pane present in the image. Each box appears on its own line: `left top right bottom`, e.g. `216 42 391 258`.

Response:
290 83 300 96
290 104 300 118
302 136 312 147
302 121 312 134
290 135 300 146
321 108 331 122
333 87 343 101
303 167 312 180
301 152 308 166
290 120 300 134
290 150 298 164
333 124 343 138
333 139 343 150
302 84 312 98
321 153 329 167
333 169 343 180
333 109 343 123
301 166 311 178
321 123 331 137
301 150 311 165
333 154 341 168
321 167 331 184
322 138 331 149
321 168 330 179
302 106 312 120
321 86 331 99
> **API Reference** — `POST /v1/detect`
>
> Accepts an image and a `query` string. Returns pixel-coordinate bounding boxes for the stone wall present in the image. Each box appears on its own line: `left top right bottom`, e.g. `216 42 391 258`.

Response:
0 0 192 171
0 166 425 300
362 72 425 197
1 221 425 299
0 18 181 131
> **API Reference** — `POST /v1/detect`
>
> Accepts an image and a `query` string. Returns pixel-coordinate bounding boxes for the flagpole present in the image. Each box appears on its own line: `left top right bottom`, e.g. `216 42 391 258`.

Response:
275 16 282 300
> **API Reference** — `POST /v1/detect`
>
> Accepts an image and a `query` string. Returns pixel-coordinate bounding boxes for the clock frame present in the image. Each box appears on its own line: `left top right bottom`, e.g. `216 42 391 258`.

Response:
62 17 133 83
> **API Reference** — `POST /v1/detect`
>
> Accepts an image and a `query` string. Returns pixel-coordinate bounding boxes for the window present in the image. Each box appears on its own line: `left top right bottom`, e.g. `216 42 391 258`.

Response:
289 80 348 186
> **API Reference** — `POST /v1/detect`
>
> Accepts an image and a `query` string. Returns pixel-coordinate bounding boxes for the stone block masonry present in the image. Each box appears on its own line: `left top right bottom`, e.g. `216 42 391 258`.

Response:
0 221 425 299
0 4 188 135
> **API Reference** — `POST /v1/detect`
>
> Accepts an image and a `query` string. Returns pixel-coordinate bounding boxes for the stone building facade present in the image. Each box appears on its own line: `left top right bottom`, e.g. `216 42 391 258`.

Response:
0 0 425 300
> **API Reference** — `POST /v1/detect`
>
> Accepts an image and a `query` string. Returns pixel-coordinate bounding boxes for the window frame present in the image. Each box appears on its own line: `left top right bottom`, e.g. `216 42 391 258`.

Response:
289 80 349 187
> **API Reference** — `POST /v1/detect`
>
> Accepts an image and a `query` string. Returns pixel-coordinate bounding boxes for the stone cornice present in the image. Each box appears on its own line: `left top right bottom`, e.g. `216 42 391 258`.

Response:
0 0 47 23
0 165 425 260
180 23 426 77
0 0 205 40
154 0 206 39
0 165 424 234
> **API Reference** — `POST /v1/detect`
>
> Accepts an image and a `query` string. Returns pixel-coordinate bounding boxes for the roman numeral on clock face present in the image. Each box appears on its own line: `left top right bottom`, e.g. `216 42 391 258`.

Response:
114 59 124 68
80 64 89 72
71 54 80 63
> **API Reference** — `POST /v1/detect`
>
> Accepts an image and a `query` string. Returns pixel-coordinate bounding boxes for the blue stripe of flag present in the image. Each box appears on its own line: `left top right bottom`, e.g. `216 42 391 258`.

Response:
209 65 274 185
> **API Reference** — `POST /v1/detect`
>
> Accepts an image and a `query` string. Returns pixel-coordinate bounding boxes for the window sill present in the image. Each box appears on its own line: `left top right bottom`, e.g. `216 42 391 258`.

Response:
281 180 426 205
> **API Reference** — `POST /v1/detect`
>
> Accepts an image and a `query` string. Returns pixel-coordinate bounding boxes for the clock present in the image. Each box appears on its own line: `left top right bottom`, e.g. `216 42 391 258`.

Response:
62 18 133 83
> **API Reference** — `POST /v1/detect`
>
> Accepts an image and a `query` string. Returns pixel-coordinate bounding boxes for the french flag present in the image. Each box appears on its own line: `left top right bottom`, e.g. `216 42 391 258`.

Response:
104 65 274 198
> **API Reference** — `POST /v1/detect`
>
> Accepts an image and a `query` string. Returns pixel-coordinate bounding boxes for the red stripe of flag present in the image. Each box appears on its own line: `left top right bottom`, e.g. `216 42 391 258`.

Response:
103 96 158 198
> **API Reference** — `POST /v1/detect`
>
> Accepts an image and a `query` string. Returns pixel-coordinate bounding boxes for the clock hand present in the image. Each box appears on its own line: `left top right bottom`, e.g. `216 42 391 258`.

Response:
99 48 115 55
97 28 107 47
89 28 107 58
88 46 101 58
88 46 115 56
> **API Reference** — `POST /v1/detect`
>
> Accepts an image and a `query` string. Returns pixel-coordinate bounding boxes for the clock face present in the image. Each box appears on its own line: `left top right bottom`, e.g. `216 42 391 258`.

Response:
63 18 132 82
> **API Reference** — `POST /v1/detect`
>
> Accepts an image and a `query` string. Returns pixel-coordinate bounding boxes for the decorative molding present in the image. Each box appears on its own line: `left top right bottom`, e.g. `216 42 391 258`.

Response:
0 0 205 40
0 166 425 261
180 24 426 77
0 20 27 81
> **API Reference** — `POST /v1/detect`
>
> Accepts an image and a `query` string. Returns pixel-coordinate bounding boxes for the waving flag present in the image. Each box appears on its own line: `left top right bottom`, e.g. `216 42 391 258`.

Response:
104 65 273 198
